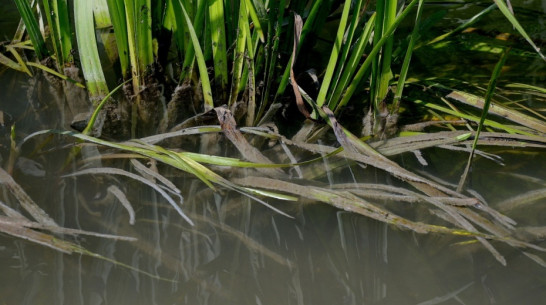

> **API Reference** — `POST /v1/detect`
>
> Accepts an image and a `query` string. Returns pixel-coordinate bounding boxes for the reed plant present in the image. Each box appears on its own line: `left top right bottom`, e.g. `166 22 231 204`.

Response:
2 0 546 268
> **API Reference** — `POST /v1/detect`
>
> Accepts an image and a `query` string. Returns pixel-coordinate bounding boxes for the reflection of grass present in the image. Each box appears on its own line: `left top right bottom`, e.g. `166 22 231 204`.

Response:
1 0 546 267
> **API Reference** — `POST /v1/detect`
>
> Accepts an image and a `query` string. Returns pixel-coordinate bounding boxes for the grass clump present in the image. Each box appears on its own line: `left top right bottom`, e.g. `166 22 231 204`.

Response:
0 0 545 269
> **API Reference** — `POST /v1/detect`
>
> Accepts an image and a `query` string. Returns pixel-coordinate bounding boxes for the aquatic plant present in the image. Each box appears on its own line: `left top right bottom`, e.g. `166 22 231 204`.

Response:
1 0 545 269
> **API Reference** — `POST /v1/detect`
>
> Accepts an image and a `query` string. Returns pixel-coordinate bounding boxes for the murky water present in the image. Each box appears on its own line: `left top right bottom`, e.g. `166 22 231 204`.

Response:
1 1 546 305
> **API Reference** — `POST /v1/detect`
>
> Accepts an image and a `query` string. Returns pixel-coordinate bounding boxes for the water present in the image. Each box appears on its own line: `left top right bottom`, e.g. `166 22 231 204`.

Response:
1 1 545 305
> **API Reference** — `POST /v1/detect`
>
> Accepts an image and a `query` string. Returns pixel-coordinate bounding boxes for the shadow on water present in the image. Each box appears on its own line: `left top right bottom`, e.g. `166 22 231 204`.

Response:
0 1 545 305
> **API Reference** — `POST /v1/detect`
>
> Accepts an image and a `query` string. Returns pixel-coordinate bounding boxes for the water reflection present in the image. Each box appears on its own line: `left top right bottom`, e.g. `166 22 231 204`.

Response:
0 140 545 305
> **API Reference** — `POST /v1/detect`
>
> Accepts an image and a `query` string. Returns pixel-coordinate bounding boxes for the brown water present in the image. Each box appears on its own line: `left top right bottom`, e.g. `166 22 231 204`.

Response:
1 1 546 305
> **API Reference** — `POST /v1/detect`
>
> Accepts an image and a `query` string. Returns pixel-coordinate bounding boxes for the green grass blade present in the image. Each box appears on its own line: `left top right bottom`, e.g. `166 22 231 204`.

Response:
327 0 364 95
376 0 397 107
369 0 385 108
164 0 184 58
411 99 533 136
427 4 496 46
177 0 206 83
336 0 419 110
228 0 248 107
13 0 48 59
135 0 154 74
446 90 546 134
53 0 73 64
40 0 62 68
457 48 511 191
178 0 214 109
493 0 545 61
331 13 376 112
25 62 85 87
2 46 32 75
255 0 286 121
74 0 109 101
208 0 228 94
92 0 111 28
315 0 352 109
393 0 424 112
106 0 130 78
243 0 264 42
0 52 27 73
83 79 133 135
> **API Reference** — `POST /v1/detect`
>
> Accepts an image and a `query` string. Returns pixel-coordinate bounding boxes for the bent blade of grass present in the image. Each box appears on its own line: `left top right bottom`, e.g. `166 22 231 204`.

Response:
63 167 193 225
457 48 511 192
0 167 58 227
412 99 535 136
83 78 132 135
234 177 487 237
55 130 293 217
493 0 545 61
178 0 214 109
213 106 285 177
506 83 546 94
446 90 546 134
159 147 292 217
274 0 324 104
0 214 136 240
25 62 85 88
427 4 496 46
497 188 546 212
0 48 31 75
130 159 181 194
107 185 136 225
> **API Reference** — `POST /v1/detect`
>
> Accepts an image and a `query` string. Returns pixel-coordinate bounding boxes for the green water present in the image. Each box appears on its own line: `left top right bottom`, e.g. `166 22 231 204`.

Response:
0 1 545 305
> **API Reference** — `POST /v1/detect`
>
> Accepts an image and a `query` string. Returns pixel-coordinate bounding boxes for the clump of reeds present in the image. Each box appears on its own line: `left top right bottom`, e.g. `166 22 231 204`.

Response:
1 0 545 269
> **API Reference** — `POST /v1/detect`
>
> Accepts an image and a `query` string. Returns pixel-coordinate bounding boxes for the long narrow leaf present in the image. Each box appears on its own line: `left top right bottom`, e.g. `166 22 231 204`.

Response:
336 0 420 109
74 0 109 101
41 0 62 68
53 0 73 64
457 48 511 191
106 0 130 78
393 0 424 111
13 0 48 59
228 0 248 106
208 0 228 94
315 0 352 108
493 0 545 61
178 0 214 109
331 13 376 112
